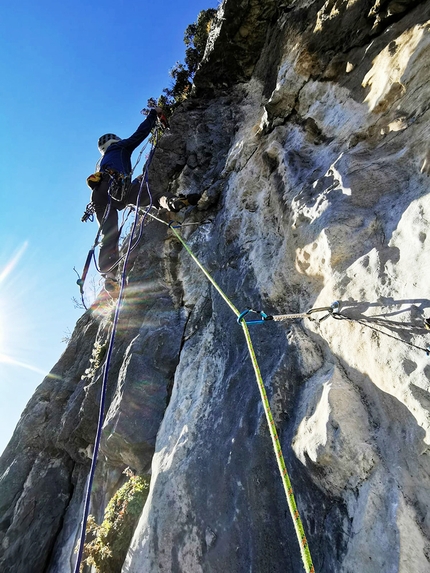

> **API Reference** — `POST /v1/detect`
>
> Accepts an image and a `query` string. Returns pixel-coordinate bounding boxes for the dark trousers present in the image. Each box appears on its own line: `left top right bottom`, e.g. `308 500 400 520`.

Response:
91 174 173 273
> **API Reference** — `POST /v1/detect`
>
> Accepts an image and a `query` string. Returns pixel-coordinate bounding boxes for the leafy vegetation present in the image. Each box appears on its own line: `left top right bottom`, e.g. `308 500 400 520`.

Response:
81 469 150 573
144 8 217 116
82 340 107 381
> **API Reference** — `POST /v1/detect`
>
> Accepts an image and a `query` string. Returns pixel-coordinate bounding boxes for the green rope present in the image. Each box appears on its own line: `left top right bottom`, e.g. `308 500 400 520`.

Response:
169 224 240 316
240 321 315 573
161 219 315 573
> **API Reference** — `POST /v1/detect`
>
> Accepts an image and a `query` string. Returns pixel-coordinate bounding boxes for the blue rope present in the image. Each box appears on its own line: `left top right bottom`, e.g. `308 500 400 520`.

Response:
73 140 157 573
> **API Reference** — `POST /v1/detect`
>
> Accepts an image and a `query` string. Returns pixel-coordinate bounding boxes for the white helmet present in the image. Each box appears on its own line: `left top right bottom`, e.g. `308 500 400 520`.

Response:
98 133 121 154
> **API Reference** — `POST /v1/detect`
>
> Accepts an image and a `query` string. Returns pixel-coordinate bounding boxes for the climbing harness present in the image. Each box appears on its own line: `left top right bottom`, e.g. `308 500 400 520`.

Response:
73 137 158 573
145 212 316 573
85 169 131 203
105 169 131 202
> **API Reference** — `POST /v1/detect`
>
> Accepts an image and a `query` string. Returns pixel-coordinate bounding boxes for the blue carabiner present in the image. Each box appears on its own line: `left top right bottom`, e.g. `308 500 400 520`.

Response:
237 309 269 325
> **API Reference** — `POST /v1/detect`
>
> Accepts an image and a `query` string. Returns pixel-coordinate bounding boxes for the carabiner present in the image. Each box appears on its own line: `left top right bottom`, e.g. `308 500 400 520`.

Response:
237 309 270 325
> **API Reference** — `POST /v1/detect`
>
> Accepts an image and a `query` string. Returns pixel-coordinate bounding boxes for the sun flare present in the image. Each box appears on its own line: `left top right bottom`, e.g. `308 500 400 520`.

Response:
0 242 28 285
0 242 61 378
0 352 61 379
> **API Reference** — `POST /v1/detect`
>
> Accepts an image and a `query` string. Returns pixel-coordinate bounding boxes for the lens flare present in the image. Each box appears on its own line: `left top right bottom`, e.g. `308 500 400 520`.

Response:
0 242 62 379
0 352 60 378
0 242 28 284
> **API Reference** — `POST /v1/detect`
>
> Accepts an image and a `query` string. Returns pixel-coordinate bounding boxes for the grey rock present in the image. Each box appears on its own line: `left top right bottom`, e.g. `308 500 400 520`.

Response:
2 0 430 572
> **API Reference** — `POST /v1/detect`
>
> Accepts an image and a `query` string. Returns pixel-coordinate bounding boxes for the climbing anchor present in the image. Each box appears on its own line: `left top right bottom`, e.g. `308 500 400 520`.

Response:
237 301 340 325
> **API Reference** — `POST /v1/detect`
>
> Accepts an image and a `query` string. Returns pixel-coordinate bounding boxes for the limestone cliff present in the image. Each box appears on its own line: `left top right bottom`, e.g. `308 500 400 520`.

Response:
2 0 430 571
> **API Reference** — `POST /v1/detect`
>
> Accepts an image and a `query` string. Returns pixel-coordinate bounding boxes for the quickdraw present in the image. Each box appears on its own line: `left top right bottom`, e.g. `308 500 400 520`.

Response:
236 302 430 356
237 302 340 325
81 202 96 223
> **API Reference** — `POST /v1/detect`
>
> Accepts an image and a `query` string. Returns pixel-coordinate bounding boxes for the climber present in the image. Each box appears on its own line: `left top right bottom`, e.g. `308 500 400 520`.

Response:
87 107 199 292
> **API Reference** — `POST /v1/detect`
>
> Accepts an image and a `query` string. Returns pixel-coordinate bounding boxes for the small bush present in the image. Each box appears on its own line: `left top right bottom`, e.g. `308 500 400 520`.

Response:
82 469 150 573
144 8 217 117
82 340 107 381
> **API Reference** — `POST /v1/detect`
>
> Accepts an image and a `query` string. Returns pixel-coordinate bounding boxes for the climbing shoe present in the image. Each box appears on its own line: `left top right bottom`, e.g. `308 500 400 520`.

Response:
158 193 202 212
166 197 189 212
179 193 201 206
165 193 202 212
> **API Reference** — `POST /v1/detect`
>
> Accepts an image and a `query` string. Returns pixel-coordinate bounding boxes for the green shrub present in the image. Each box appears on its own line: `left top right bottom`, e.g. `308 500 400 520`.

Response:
81 469 150 573
82 340 107 381
144 8 217 116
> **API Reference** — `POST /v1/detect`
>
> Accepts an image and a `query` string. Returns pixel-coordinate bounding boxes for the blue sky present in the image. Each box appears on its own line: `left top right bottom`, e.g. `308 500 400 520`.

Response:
0 0 217 455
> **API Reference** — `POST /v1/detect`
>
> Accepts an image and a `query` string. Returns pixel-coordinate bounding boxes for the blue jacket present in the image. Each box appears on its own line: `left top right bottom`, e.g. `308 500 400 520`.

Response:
99 109 157 175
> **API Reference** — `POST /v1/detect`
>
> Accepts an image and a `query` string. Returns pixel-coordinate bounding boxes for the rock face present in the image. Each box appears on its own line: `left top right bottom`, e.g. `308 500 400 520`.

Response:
2 0 430 571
